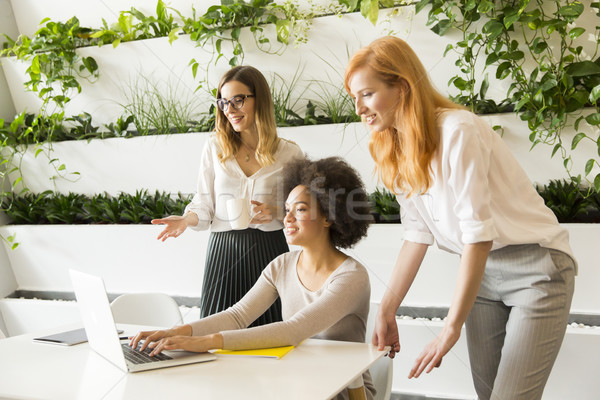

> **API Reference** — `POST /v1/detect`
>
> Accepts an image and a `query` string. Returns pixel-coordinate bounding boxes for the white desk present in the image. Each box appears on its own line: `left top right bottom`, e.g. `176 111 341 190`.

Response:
0 325 387 400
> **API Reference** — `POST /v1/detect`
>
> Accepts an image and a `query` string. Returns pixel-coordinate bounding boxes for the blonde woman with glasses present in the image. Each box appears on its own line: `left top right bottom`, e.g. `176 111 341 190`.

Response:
152 66 302 326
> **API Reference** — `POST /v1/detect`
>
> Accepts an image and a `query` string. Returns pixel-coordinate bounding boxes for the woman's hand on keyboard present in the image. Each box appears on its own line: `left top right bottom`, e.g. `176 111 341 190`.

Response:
130 324 192 352
147 333 224 356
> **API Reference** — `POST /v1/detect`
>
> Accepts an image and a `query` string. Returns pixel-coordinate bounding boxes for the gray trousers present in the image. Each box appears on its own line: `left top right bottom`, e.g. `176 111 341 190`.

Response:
465 244 575 400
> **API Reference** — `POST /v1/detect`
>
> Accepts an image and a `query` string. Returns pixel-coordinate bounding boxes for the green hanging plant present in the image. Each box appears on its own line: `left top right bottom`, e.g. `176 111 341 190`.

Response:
415 0 600 190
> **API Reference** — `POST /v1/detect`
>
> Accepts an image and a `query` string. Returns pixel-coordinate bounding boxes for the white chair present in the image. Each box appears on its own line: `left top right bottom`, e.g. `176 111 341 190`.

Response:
110 293 183 328
366 302 394 400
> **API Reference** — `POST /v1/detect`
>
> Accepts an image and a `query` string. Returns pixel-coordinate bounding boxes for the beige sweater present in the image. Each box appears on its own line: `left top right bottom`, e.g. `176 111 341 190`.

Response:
189 250 374 400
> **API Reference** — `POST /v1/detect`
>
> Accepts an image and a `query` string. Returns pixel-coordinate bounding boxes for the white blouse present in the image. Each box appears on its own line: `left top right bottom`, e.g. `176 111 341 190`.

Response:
185 135 303 232
397 109 575 266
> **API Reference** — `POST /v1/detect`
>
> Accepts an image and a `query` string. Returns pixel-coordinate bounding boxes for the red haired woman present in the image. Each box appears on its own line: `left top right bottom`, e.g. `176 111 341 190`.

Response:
345 36 575 400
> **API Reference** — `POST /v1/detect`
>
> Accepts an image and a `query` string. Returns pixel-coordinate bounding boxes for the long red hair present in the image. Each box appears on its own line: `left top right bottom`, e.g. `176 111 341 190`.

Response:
344 36 462 196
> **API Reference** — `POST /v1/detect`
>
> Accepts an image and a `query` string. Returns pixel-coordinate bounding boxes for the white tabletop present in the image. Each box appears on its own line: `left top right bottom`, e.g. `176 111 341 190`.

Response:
0 325 387 400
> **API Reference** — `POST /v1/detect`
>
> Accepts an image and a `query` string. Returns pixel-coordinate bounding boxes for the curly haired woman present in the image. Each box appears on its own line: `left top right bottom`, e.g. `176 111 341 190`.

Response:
133 156 376 400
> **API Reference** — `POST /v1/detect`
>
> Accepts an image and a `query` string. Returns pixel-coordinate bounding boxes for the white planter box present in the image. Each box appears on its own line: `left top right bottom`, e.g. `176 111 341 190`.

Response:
0 225 210 298
8 123 379 195
2 5 466 126
7 115 599 197
350 223 600 315
1 223 598 315
9 132 209 196
391 319 600 400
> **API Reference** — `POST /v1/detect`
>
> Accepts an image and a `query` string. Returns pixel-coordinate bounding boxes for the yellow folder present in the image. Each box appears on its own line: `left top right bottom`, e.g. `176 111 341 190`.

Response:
214 345 295 359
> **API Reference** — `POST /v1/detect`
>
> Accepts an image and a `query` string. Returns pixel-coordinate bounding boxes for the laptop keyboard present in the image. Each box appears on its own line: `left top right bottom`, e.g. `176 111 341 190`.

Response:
122 343 173 364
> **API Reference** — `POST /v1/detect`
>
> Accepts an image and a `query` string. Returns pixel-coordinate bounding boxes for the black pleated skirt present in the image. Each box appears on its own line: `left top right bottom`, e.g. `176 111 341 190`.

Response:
200 228 288 327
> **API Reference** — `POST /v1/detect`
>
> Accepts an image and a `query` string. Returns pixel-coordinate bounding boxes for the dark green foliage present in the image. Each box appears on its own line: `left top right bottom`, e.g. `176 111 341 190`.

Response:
3 190 193 225
536 179 590 223
369 187 401 223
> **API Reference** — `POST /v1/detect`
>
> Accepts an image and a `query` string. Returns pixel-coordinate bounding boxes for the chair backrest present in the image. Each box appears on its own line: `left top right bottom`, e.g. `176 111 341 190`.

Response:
367 302 393 400
110 293 183 328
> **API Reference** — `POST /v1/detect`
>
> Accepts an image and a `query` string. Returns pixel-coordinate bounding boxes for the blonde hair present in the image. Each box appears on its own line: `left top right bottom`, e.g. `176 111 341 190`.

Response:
344 36 463 196
215 66 279 166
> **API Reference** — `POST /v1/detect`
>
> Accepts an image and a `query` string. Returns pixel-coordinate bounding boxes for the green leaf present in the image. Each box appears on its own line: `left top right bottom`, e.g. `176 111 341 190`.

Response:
503 51 525 61
231 27 241 41
415 0 430 14
585 159 595 176
571 132 586 150
485 52 500 66
551 143 561 157
496 61 512 80
478 0 493 14
360 0 379 26
30 56 40 74
559 3 584 19
569 27 585 39
483 20 504 39
168 27 181 44
503 12 520 29
275 19 290 44
589 84 600 103
566 61 600 77
585 112 600 126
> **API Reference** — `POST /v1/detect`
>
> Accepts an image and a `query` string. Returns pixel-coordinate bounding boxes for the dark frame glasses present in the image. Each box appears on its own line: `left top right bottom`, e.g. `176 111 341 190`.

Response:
216 94 255 112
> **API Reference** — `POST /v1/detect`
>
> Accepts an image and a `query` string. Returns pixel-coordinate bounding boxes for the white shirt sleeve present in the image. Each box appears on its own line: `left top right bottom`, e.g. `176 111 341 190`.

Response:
184 140 216 231
445 121 498 244
398 196 434 245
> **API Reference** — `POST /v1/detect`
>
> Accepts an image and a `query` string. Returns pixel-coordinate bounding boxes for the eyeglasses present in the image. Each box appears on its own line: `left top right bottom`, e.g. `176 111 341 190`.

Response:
216 94 255 112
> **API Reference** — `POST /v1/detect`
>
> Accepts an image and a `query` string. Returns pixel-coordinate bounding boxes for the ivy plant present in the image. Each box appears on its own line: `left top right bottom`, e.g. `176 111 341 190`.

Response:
1 17 99 111
415 0 600 190
90 0 181 47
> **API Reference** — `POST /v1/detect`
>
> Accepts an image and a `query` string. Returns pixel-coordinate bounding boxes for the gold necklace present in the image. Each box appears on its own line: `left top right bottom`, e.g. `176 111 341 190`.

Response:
239 138 257 163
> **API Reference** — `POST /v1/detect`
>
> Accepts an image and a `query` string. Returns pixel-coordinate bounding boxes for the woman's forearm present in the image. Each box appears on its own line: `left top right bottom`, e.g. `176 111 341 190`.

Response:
444 241 492 332
380 241 428 316
183 211 200 227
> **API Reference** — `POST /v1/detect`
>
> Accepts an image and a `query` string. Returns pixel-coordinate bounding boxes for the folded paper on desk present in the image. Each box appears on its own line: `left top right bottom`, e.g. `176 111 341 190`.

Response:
214 345 295 359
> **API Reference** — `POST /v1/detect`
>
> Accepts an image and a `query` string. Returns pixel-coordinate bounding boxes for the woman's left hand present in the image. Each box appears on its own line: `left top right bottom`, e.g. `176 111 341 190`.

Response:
250 200 273 224
408 326 460 378
148 333 224 356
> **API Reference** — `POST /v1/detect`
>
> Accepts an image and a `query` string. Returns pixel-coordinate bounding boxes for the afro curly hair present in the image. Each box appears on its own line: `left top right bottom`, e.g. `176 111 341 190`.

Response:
282 156 372 249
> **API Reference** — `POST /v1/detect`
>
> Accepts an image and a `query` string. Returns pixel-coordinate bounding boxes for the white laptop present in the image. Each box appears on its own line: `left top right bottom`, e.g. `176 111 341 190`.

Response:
70 269 216 372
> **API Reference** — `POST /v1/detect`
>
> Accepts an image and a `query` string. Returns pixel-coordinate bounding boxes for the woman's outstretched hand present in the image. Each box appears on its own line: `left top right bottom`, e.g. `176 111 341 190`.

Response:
408 326 459 378
250 200 273 224
152 216 188 241
372 311 401 359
